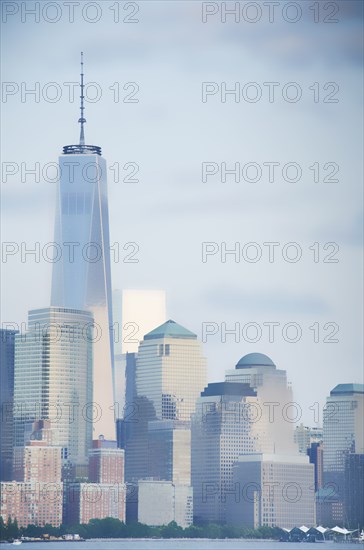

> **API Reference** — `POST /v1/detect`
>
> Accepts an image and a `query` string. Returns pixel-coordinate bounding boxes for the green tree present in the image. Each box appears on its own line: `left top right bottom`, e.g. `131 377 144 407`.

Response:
23 523 43 537
0 517 7 540
184 524 203 538
160 521 184 538
205 523 222 538
127 521 152 538
6 517 19 539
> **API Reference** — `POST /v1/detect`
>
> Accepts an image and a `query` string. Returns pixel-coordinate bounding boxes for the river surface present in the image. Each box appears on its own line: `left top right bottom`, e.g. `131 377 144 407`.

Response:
0 539 357 549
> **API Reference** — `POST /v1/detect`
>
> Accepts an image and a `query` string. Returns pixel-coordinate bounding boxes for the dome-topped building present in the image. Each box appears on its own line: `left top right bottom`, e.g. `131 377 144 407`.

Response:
225 352 297 456
235 352 275 369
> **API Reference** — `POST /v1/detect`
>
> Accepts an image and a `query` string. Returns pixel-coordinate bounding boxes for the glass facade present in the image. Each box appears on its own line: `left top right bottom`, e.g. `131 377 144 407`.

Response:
148 420 191 485
13 308 93 473
323 384 364 499
51 153 115 439
0 329 18 481
191 383 261 524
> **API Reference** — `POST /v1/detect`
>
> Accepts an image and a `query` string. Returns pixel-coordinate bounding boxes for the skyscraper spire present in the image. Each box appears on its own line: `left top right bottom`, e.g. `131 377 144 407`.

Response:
78 51 86 146
63 53 101 155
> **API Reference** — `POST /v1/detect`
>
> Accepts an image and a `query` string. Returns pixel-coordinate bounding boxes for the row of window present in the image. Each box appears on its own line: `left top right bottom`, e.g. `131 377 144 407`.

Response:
61 192 93 215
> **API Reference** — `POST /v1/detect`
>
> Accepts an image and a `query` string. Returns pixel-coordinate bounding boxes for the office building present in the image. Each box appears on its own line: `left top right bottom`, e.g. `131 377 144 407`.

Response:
125 320 207 483
295 424 323 454
136 320 207 422
225 353 298 455
192 353 314 525
0 329 18 481
13 307 93 477
112 289 167 416
307 442 323 492
344 453 364 529
138 480 192 528
148 420 191 485
227 453 315 529
191 381 259 524
51 54 115 439
323 383 364 523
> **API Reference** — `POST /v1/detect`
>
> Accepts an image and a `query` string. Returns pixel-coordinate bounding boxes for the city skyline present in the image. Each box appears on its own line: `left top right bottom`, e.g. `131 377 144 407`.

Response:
2 1 363 426
1 0 363 539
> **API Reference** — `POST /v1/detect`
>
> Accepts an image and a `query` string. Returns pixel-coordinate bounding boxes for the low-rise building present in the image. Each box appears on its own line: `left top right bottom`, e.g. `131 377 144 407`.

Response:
1 420 63 527
65 482 126 524
1 481 63 528
138 480 192 528
227 453 315 529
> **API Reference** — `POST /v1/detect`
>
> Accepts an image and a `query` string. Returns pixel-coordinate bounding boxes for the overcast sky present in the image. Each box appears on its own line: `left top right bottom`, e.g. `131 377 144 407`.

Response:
1 1 363 424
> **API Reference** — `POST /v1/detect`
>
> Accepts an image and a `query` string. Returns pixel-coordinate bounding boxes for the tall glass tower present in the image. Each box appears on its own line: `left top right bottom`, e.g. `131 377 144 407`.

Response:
323 383 364 522
51 54 115 439
13 307 93 478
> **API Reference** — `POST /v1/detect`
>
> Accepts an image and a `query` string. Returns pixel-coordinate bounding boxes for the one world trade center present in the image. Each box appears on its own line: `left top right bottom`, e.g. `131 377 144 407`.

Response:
51 53 115 439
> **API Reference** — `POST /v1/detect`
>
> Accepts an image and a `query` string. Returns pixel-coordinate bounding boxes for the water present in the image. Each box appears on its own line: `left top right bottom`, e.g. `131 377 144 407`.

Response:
0 540 356 549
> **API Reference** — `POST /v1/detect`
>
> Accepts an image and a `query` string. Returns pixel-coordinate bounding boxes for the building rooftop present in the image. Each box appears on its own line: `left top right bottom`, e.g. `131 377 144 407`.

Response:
330 383 364 396
144 319 197 341
235 352 275 369
201 382 257 398
236 453 310 464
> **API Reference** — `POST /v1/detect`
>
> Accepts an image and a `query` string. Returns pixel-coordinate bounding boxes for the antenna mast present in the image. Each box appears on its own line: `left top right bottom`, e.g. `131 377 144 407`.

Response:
78 52 86 146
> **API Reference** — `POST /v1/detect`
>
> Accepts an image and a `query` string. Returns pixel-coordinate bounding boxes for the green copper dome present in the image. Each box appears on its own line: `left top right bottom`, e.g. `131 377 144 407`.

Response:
235 353 275 369
144 319 197 341
331 383 364 395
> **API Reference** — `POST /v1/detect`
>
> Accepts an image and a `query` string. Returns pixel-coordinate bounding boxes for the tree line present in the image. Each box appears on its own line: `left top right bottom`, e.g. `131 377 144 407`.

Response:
0 516 282 541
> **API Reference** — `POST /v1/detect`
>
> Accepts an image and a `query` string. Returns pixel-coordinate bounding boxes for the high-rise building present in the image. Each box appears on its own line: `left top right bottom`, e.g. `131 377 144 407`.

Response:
227 454 315 529
0 329 18 481
117 290 167 355
13 307 93 477
125 320 207 483
318 384 364 526
148 420 191 485
323 383 364 519
112 289 167 415
191 381 259 524
136 320 207 422
1 421 63 528
192 353 315 525
225 353 297 455
344 453 364 529
64 436 126 525
89 436 125 484
51 54 115 439
307 442 323 492
13 420 61 482
294 424 323 454
116 352 137 450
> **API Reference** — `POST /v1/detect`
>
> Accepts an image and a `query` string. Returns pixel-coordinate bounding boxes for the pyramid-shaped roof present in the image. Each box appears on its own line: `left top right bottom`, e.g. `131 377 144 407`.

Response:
331 383 364 395
144 319 197 341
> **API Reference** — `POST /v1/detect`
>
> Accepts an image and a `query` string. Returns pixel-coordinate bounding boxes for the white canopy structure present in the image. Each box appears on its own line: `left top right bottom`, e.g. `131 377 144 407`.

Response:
315 526 328 534
330 526 355 535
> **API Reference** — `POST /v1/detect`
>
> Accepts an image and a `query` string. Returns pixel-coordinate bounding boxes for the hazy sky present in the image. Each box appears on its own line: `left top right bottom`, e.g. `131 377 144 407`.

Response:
1 1 363 424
